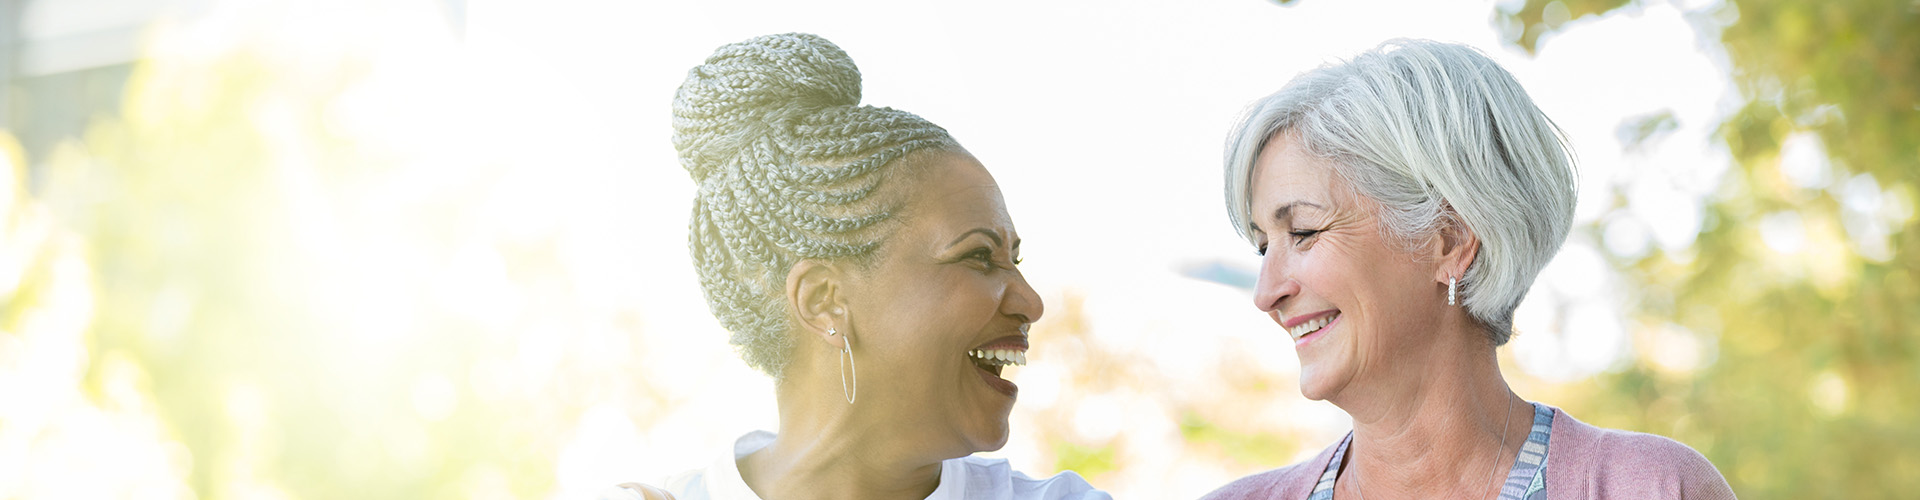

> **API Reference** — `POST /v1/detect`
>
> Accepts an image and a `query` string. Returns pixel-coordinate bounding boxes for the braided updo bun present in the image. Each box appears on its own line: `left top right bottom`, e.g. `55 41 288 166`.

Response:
673 33 957 378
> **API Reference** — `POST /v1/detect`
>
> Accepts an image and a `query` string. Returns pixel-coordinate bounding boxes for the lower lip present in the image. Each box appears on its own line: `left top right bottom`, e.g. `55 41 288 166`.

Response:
1294 315 1340 347
974 364 1018 398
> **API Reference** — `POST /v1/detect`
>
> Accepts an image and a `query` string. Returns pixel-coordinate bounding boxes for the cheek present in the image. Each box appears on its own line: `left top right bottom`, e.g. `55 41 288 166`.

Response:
918 273 1002 331
1335 243 1437 339
871 270 999 352
1292 247 1354 300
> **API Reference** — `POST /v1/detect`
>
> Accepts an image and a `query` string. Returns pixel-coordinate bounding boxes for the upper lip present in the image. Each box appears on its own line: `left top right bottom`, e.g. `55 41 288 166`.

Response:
971 334 1029 351
1281 309 1339 328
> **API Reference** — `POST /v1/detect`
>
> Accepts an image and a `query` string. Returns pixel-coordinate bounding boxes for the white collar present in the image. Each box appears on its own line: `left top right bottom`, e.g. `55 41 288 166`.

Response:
703 431 969 500
699 430 775 500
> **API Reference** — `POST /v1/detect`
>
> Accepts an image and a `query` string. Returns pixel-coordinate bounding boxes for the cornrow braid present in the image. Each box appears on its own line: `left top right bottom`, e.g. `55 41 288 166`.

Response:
672 33 957 378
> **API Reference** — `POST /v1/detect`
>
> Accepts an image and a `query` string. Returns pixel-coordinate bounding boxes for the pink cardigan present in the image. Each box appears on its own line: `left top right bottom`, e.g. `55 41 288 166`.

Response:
1199 404 1736 499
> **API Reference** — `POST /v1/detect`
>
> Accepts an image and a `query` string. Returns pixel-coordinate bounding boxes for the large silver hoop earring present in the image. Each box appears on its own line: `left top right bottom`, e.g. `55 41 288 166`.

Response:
830 328 856 404
1447 275 1458 306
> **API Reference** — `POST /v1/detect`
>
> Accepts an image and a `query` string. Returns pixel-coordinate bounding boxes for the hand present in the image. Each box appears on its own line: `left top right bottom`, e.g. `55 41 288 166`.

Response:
617 483 677 500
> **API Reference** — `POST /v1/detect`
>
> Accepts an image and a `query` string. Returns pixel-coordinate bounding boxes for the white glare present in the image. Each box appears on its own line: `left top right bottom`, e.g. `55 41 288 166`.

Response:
1777 132 1831 190
1759 211 1808 255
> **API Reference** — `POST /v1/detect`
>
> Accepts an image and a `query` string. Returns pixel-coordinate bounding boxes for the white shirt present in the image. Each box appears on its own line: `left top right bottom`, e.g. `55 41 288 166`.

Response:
599 431 1111 500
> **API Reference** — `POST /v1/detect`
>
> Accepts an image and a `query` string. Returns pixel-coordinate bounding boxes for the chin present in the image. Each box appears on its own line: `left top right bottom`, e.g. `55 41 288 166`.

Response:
976 436 1009 453
964 420 1012 453
1295 365 1347 402
1297 380 1331 401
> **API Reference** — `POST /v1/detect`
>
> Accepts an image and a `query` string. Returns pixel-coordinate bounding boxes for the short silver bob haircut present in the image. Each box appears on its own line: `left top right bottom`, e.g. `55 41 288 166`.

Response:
1224 39 1577 345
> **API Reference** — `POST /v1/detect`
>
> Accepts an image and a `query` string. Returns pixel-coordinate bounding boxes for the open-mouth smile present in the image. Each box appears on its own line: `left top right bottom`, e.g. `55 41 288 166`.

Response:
968 336 1027 397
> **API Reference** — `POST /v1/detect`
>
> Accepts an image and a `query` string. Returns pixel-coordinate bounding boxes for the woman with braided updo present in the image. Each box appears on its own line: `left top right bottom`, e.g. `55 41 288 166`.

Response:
602 34 1108 500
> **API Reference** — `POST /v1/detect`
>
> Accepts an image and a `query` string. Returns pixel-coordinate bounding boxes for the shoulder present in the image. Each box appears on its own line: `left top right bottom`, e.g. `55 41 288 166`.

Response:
1197 439 1341 500
1544 405 1736 499
597 468 707 500
594 485 646 500
607 430 768 500
952 455 1112 500
658 467 707 498
596 482 683 500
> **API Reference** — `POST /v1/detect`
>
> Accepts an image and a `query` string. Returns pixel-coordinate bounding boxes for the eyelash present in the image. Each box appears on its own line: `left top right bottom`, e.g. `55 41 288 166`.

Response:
1257 229 1324 256
967 248 1023 267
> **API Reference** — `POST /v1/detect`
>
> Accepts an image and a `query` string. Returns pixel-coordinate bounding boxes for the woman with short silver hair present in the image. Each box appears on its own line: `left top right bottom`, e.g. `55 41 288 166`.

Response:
1200 40 1734 500
604 33 1108 500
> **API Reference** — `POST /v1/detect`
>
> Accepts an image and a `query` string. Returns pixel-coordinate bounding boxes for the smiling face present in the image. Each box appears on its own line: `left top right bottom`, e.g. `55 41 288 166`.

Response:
838 149 1043 455
1247 132 1448 402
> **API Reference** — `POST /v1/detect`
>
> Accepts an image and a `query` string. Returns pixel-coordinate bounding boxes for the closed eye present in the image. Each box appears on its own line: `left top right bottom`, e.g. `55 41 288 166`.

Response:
966 247 1020 272
1289 229 1323 245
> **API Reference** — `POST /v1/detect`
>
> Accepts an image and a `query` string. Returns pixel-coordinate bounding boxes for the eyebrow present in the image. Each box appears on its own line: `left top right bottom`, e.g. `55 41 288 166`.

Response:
1271 201 1325 225
948 228 1007 249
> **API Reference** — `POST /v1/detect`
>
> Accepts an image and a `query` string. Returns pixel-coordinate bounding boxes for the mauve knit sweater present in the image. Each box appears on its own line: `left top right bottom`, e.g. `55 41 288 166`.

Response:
1199 404 1736 500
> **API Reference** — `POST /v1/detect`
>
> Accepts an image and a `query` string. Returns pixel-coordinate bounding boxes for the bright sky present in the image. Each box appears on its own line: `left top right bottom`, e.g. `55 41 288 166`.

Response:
463 0 1739 496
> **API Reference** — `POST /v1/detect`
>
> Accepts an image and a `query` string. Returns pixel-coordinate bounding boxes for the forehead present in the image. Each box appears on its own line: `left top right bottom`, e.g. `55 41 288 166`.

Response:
1250 132 1341 210
897 151 1012 232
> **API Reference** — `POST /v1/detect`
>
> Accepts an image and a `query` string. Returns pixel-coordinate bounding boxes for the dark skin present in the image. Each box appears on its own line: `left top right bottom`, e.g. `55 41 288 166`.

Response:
1247 131 1533 499
727 148 1043 500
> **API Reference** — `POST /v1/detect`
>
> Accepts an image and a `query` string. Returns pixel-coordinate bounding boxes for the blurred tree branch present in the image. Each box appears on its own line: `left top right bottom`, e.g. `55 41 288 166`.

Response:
1497 1 1920 498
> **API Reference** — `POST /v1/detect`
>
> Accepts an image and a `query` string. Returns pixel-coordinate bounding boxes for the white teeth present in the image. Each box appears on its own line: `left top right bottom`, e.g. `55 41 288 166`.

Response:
968 348 1028 366
1288 313 1339 339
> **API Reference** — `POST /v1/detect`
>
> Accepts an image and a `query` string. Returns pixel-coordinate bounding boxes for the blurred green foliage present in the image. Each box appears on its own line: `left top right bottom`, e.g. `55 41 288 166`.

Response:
1499 1 1920 498
1051 441 1121 480
1178 413 1297 468
0 16 651 496
38 48 547 499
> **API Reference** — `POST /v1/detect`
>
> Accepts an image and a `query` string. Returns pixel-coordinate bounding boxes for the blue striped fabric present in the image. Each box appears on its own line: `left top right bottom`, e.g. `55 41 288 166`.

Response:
1501 403 1554 500
1308 433 1352 500
1311 402 1556 500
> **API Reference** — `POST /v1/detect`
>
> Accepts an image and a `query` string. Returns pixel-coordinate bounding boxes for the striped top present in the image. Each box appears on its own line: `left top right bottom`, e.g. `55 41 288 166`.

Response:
1310 402 1555 500
1200 402 1736 500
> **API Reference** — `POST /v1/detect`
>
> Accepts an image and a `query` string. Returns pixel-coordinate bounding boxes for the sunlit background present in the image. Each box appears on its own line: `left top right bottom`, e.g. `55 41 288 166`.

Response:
0 0 1913 498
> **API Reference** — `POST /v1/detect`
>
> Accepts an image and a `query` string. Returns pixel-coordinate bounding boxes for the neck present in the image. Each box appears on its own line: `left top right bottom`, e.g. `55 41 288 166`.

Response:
1332 321 1529 499
740 359 943 500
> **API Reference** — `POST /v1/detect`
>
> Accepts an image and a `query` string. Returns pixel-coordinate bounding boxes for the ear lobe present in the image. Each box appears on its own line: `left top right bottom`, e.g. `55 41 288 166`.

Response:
786 259 848 348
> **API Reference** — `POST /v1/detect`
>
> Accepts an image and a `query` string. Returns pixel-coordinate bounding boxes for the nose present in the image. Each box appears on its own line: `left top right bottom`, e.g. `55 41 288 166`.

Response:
1002 268 1045 326
1251 246 1298 315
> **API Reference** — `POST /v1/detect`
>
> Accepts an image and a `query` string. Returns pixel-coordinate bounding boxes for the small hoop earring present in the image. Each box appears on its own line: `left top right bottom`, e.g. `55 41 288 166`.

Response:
830 328 856 404
1447 275 1458 306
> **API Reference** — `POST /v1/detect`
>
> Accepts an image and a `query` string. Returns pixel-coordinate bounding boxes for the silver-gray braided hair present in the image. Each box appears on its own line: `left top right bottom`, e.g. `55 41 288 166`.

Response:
673 33 957 379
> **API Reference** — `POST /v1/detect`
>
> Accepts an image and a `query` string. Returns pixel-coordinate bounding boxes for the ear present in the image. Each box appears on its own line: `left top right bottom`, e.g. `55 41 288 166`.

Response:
1429 209 1480 284
786 258 849 349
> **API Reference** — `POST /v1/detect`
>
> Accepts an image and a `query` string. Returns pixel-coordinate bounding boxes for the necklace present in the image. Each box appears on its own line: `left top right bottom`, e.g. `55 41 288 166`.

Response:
1350 395 1515 500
